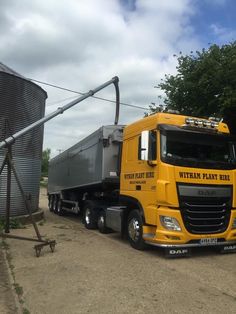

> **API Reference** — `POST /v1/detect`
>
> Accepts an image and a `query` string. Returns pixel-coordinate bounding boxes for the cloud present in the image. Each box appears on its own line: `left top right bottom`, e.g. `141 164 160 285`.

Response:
210 23 236 42
0 0 200 157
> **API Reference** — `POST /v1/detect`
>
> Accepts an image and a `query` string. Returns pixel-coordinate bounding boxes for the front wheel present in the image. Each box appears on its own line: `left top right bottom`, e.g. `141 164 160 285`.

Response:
127 210 147 250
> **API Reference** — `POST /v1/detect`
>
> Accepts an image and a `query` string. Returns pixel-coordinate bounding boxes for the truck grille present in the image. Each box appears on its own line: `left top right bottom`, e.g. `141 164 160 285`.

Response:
177 184 232 234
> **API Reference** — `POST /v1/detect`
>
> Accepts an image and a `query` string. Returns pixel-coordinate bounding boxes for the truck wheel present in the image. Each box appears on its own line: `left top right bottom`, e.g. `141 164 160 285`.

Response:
57 198 65 216
127 210 146 250
83 201 97 229
49 195 54 212
53 195 58 214
97 209 111 234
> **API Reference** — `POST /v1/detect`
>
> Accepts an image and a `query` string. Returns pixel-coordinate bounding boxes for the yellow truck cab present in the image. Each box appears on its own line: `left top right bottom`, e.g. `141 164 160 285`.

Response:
120 112 236 256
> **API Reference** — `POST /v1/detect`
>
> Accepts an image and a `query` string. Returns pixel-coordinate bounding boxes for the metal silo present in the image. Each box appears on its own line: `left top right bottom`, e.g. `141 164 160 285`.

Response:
0 62 47 217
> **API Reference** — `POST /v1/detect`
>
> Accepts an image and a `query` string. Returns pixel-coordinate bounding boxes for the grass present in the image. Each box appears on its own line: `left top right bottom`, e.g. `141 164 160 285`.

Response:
40 181 48 188
0 217 23 231
40 174 48 188
14 283 23 296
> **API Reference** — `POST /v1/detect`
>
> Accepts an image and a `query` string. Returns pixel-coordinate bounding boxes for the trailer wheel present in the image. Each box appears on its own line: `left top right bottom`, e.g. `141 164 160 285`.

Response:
83 201 97 229
57 198 65 216
97 209 111 234
52 195 58 214
127 210 147 250
49 195 54 212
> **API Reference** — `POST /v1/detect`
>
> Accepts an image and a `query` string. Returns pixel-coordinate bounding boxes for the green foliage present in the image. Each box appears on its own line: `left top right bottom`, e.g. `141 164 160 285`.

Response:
41 148 51 177
0 217 22 231
40 180 48 188
151 42 236 134
14 283 23 296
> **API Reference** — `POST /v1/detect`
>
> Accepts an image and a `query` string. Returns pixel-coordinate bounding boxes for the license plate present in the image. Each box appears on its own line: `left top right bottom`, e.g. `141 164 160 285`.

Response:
200 238 218 245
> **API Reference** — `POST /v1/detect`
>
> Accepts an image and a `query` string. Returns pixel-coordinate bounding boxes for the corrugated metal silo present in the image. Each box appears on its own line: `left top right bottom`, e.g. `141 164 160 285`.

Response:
0 62 47 216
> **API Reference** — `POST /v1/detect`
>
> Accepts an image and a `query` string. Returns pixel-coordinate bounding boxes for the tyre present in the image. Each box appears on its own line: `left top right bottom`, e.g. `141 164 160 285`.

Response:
57 197 65 216
97 209 111 234
49 195 54 212
52 195 58 214
127 210 146 250
83 201 98 229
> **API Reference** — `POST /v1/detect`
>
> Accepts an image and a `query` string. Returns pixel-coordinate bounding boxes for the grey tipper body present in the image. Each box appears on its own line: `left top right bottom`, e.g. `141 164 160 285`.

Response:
48 125 124 194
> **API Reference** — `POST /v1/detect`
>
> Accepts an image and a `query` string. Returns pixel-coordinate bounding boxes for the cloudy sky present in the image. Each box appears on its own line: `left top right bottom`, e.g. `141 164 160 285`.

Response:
0 0 235 157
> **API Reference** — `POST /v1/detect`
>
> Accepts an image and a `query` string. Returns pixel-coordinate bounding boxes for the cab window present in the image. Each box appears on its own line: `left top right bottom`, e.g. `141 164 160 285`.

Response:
138 130 157 160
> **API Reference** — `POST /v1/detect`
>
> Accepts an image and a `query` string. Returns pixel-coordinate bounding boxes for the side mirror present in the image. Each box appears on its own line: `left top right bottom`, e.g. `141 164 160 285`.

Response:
141 130 149 161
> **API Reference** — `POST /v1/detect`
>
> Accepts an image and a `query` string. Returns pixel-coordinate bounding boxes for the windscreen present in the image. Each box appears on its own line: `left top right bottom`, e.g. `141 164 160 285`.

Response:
161 130 236 170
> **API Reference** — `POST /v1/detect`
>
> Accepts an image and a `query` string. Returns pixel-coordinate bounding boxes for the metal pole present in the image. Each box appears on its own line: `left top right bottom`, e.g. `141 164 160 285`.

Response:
0 76 120 149
5 148 12 233
8 155 42 241
1 233 48 243
113 78 120 125
0 154 7 175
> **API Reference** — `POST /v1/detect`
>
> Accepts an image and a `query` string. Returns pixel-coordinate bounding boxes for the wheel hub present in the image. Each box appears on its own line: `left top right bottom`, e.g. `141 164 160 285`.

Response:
128 218 140 242
85 208 91 224
98 215 104 228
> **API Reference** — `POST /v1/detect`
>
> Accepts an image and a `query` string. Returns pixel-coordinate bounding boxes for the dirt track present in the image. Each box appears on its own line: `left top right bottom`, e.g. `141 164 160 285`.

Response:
0 248 19 314
3 188 236 313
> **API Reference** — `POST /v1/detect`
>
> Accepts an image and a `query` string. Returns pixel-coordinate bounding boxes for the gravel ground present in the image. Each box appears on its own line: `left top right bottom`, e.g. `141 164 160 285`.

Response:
2 188 236 314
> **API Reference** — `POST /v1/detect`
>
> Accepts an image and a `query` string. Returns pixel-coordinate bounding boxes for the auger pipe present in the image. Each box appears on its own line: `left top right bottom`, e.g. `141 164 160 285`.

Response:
0 76 120 149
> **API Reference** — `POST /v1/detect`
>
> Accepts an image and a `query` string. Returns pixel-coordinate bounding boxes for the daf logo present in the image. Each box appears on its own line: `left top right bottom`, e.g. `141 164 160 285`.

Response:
169 249 188 255
198 190 216 196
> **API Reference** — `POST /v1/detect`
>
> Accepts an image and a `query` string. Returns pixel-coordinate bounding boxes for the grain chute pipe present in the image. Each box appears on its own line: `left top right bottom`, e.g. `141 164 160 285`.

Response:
0 76 120 149
113 77 120 125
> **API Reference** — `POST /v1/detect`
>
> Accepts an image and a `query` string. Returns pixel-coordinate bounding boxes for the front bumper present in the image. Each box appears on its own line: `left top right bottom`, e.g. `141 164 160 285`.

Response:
144 239 236 249
145 240 236 257
142 206 236 248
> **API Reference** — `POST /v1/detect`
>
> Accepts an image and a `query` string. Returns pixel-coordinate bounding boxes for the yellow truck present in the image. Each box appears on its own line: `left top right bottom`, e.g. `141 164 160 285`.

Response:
48 112 236 256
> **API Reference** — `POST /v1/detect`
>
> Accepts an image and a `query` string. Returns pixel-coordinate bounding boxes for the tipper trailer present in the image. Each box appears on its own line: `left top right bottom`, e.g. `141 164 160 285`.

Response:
48 112 236 256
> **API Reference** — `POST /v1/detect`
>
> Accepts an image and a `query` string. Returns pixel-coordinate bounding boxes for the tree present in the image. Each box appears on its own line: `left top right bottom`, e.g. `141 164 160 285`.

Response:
41 148 51 177
150 42 236 134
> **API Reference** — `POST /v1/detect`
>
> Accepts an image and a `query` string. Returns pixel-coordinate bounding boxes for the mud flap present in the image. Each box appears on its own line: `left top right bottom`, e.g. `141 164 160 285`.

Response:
220 244 236 254
165 247 191 258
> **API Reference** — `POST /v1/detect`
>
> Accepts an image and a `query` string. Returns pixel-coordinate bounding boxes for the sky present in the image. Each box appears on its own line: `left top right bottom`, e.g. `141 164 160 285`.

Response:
0 0 235 157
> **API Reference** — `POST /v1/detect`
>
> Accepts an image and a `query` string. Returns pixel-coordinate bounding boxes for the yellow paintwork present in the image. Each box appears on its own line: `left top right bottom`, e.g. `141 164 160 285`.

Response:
120 112 236 246
123 112 229 139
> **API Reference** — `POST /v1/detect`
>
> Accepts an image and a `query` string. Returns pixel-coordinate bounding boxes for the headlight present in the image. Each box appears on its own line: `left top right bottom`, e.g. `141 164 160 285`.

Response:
160 216 181 231
232 218 236 229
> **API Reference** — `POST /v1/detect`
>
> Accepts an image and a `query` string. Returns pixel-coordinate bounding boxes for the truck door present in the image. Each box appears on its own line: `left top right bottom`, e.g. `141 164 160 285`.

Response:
121 130 157 194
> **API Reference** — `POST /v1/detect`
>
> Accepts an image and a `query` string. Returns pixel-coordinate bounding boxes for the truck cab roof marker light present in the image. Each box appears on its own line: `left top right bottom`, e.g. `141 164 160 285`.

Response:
185 118 219 129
